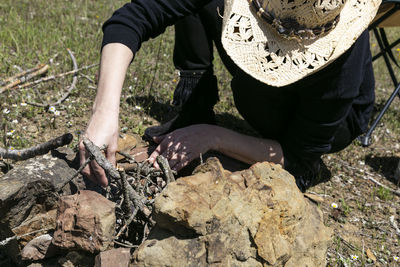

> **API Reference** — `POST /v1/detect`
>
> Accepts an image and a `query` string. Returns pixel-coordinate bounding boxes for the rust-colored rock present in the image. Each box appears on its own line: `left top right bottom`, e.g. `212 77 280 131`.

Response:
133 158 332 266
52 190 116 253
21 234 59 261
94 248 131 267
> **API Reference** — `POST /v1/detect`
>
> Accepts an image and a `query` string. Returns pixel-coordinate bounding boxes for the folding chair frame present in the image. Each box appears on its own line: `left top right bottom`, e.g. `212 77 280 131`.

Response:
359 1 400 146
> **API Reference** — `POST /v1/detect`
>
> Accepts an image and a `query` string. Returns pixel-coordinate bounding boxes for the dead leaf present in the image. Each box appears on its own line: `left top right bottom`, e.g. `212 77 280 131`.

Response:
366 248 376 262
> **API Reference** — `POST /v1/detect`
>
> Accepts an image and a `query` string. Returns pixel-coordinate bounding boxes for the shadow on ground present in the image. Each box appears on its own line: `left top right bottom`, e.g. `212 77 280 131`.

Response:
365 154 399 185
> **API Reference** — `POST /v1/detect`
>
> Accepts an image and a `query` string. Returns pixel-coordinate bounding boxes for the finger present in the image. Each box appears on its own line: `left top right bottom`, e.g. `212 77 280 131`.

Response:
153 134 166 144
173 159 190 172
148 136 170 164
89 160 108 187
79 140 92 178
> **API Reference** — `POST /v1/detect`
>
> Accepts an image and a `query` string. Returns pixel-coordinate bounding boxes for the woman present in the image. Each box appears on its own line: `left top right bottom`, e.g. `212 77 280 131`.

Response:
79 0 381 191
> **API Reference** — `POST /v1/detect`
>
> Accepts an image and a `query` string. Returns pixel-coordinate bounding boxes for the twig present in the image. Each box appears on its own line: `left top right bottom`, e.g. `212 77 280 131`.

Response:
59 156 92 190
0 133 73 161
0 64 49 93
113 240 138 248
117 150 136 162
83 138 151 217
13 63 98 90
119 169 132 214
115 209 138 239
28 49 79 107
0 63 47 86
336 234 358 251
79 73 95 84
82 137 120 180
156 155 175 183
0 228 52 247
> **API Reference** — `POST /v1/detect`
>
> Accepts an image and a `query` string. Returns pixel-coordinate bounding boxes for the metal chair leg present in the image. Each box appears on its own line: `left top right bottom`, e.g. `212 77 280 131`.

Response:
359 82 400 146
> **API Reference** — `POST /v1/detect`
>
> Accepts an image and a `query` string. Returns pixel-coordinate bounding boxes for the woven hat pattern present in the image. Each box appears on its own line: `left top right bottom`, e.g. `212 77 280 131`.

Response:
221 0 381 87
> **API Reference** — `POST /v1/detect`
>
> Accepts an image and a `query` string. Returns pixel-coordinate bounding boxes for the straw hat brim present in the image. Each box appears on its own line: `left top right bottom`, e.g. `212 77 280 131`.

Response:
221 0 381 87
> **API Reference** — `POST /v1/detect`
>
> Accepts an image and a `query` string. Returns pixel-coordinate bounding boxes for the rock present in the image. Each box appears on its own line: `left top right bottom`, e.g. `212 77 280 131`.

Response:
21 234 59 261
116 134 138 161
58 251 95 267
0 149 77 263
94 248 131 267
133 158 332 266
12 209 57 247
52 190 116 253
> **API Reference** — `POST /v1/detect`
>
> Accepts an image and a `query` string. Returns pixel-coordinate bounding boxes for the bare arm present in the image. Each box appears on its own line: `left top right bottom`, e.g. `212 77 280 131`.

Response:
149 124 284 171
212 125 284 166
79 43 133 186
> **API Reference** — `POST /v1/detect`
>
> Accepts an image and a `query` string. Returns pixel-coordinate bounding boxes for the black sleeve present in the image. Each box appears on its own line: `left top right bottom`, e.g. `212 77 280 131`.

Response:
101 0 211 53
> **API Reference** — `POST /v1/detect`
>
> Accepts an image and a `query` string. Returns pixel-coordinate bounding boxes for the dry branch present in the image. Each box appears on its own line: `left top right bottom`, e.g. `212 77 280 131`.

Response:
28 49 79 107
0 63 47 86
0 133 73 161
82 137 151 217
156 155 175 183
13 63 98 90
59 156 92 190
115 209 138 239
0 64 49 93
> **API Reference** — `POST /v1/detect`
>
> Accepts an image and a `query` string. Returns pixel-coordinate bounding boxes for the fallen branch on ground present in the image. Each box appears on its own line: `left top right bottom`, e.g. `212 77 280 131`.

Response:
0 64 49 94
28 49 78 107
0 133 73 161
0 63 47 87
13 63 98 91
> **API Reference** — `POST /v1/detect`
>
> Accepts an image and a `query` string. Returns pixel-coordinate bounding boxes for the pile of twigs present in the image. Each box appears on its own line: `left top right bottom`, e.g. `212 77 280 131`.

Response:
81 138 175 248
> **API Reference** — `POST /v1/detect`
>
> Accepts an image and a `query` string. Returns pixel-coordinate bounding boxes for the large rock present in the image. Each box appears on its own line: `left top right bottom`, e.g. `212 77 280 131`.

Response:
0 149 77 264
133 158 332 266
52 190 116 253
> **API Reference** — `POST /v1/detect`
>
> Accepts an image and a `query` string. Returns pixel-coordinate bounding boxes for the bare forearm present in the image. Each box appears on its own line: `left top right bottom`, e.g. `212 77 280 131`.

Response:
80 43 134 186
93 43 133 117
211 125 284 166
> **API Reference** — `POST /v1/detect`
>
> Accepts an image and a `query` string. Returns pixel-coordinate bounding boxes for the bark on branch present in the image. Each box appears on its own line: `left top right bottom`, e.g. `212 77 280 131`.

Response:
0 133 73 161
82 137 151 217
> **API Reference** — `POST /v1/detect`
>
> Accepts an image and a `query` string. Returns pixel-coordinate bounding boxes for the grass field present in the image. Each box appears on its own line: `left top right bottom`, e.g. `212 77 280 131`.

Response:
1 0 400 266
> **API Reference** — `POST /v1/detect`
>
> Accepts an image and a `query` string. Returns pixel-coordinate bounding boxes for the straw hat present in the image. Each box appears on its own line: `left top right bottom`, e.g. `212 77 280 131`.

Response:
221 0 381 87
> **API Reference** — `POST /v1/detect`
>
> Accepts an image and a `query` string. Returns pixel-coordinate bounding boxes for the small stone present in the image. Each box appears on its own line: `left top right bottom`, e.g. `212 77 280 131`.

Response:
27 125 38 133
21 234 59 261
58 251 94 267
94 248 131 267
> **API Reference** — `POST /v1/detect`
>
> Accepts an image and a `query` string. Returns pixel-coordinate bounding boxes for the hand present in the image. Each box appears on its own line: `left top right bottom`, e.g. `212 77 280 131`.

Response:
148 124 217 171
79 111 119 187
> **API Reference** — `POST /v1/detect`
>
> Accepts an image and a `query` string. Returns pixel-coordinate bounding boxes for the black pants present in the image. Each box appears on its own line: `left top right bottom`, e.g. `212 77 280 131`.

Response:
172 0 364 154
